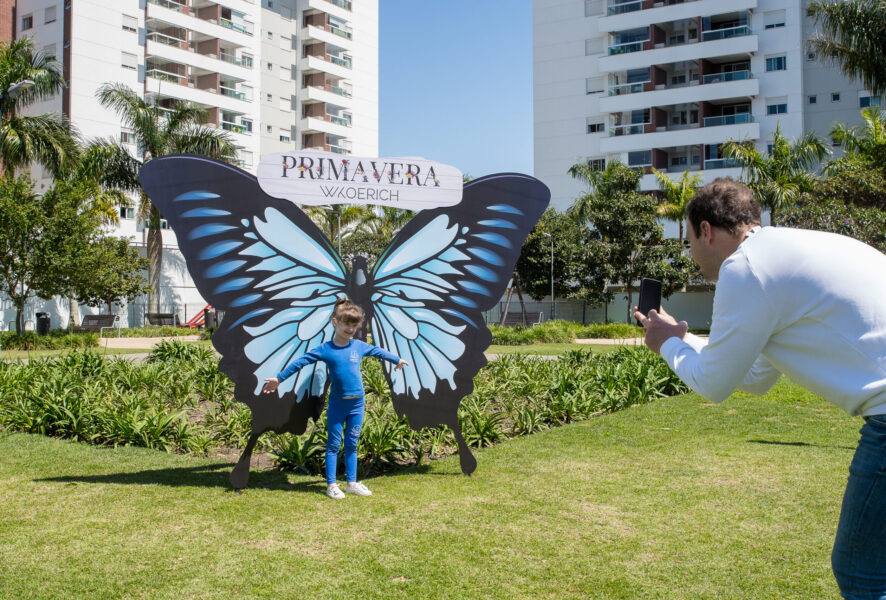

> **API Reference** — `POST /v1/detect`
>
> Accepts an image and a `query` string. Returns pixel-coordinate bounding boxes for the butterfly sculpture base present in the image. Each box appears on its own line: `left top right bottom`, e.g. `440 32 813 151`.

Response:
140 155 549 490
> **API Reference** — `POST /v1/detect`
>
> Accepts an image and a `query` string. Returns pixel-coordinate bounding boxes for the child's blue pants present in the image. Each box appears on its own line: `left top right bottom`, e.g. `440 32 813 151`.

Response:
325 397 365 484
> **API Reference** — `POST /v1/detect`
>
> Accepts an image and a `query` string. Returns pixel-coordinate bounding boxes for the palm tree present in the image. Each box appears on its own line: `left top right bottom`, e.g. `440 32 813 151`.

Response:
566 160 641 226
305 204 376 253
651 168 703 246
96 83 237 313
722 124 830 224
807 0 886 96
363 206 414 239
0 38 78 177
827 106 886 170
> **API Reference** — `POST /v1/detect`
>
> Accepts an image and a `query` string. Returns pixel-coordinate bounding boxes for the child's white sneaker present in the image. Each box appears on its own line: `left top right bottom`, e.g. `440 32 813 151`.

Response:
345 482 372 496
326 484 345 500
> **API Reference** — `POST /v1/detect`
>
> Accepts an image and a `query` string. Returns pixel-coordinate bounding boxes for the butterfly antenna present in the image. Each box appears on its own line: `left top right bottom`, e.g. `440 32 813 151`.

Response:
452 424 477 476
230 432 261 490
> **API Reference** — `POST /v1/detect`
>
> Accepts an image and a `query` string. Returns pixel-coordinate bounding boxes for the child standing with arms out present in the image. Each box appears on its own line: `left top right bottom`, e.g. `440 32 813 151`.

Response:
262 298 408 499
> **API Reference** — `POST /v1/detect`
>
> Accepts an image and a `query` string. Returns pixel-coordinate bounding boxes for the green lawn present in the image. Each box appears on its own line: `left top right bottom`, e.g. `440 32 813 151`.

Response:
487 342 625 355
0 379 858 599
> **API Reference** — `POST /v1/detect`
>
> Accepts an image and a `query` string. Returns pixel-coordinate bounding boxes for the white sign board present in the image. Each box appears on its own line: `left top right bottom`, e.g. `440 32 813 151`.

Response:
257 151 463 211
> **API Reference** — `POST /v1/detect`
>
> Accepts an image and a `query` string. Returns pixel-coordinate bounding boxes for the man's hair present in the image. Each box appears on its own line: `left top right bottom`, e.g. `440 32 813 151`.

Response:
686 178 761 237
332 297 365 325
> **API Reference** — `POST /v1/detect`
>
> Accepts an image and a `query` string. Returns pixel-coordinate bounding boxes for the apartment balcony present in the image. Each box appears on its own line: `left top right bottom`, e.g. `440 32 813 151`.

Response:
145 73 251 113
638 166 741 190
598 33 757 72
146 40 252 80
146 0 254 44
598 0 756 32
300 115 351 137
599 72 757 112
305 83 353 106
302 54 353 79
600 118 759 152
302 24 353 48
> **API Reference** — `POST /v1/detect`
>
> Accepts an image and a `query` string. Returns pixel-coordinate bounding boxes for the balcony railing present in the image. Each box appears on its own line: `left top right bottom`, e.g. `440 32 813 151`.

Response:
704 158 739 169
147 0 186 11
329 115 351 126
221 121 249 134
330 25 352 39
701 25 750 42
703 113 753 127
701 70 751 84
608 40 647 55
146 68 186 83
146 31 186 47
220 18 252 35
327 0 352 9
608 80 650 96
328 54 352 68
219 85 247 101
607 0 642 14
219 52 252 68
610 123 649 136
329 145 349 154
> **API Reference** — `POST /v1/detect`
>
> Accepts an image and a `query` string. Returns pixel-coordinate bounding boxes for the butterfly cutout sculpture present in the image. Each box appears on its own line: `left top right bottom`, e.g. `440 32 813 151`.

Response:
139 155 549 489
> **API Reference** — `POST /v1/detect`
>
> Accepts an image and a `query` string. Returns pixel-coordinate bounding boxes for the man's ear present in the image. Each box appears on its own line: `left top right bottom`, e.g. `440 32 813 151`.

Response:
699 220 713 244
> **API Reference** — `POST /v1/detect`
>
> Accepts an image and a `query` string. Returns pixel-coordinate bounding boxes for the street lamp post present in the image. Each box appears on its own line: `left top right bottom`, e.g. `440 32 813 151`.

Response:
542 233 554 321
0 79 35 105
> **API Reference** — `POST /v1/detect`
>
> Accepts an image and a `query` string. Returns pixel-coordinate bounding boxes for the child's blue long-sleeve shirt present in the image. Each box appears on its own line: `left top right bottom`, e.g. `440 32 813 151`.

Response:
276 339 400 401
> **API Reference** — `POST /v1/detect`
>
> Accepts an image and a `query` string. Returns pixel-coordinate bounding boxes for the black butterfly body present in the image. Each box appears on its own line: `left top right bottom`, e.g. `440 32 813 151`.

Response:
139 155 549 487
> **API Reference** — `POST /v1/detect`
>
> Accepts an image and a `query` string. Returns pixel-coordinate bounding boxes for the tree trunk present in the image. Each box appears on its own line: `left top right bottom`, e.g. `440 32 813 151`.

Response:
514 272 528 325
147 203 163 314
625 286 634 324
68 297 80 329
678 220 684 247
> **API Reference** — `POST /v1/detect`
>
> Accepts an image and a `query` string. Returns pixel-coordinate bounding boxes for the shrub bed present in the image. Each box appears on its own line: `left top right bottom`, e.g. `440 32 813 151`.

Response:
0 341 686 478
489 320 642 345
1 331 99 351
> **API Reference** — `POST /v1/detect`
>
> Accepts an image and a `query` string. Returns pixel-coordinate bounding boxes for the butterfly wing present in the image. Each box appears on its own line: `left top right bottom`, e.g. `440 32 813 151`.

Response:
139 155 347 435
368 173 550 432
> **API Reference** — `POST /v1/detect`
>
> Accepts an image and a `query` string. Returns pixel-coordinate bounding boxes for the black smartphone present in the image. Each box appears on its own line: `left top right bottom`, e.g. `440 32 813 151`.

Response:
637 278 662 322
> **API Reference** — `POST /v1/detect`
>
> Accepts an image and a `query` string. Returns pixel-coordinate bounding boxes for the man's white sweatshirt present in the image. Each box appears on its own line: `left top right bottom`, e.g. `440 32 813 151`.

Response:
661 227 886 416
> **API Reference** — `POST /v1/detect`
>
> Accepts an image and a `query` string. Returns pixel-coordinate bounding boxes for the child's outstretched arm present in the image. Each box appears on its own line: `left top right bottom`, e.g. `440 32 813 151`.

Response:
365 344 409 370
263 348 324 395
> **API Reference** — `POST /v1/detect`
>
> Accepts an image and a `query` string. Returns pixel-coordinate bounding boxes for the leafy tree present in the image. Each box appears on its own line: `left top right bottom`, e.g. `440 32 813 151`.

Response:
74 236 150 314
780 196 886 253
0 174 108 332
826 107 886 184
516 209 602 303
722 123 830 224
96 82 237 312
807 0 886 95
0 38 78 176
566 162 695 322
652 168 703 246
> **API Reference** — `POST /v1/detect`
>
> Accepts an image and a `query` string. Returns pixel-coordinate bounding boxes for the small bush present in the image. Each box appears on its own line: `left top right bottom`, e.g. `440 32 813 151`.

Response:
1 331 99 351
489 320 642 345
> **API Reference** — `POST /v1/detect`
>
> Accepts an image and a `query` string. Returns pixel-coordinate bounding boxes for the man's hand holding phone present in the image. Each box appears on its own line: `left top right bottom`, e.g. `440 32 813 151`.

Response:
634 306 688 354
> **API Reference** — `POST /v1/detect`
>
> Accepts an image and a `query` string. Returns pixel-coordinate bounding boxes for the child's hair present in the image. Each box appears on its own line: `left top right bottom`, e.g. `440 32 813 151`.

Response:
332 298 365 325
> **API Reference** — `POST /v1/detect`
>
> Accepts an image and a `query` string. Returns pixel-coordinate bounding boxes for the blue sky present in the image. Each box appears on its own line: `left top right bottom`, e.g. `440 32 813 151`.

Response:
378 0 533 178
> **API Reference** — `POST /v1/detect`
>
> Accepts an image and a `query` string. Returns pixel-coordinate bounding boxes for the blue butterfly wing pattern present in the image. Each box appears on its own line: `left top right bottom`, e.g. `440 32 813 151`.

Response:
368 174 550 447
139 155 347 439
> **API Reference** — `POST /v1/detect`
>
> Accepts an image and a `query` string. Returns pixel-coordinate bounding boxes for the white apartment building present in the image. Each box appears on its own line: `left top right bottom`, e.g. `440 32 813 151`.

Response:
8 0 378 329
534 0 883 210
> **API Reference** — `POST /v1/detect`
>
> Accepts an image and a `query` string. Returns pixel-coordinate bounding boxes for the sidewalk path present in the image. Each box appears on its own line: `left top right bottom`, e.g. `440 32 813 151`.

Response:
100 335 202 349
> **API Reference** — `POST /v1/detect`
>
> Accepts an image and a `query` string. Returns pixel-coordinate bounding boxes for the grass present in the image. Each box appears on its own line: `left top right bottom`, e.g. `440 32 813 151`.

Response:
0 378 858 599
0 347 155 360
486 342 627 355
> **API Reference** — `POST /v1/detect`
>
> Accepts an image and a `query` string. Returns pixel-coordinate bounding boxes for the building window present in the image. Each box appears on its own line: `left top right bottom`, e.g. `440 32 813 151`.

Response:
585 76 604 95
44 6 57 23
266 62 273 71
628 150 651 167
120 130 136 145
240 119 253 133
671 156 688 166
241 54 253 68
808 95 817 104
764 10 785 28
765 56 786 72
671 74 686 85
121 52 138 71
266 31 273 39
266 125 272 134
279 96 291 111
43 44 57 62
586 120 604 134
807 51 817 61
832 92 841 102
860 95 882 108
122 15 138 33
766 103 788 115
266 93 272 102
21 14 33 30
119 206 135 220
587 158 605 171
279 133 291 143
584 0 603 17
767 144 774 155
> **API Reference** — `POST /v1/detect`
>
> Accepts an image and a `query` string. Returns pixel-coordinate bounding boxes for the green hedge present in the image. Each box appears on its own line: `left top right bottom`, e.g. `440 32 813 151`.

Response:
1 331 99 350
489 320 642 345
0 341 686 478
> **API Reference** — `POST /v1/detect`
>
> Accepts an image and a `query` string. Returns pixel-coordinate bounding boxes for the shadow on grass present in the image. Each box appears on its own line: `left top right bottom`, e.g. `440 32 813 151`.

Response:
36 462 438 492
748 439 856 451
